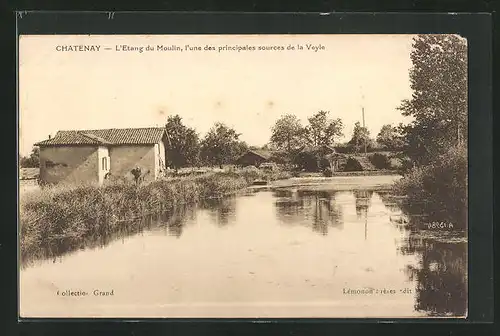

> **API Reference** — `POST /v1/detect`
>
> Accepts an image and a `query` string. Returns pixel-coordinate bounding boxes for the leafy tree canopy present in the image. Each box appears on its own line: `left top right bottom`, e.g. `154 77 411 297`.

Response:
305 110 343 147
398 34 467 164
20 147 40 168
270 114 306 153
200 122 247 167
165 115 200 169
348 121 372 153
376 123 406 150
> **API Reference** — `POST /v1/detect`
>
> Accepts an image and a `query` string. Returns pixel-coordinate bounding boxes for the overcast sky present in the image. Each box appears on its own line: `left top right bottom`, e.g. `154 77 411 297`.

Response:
19 34 415 155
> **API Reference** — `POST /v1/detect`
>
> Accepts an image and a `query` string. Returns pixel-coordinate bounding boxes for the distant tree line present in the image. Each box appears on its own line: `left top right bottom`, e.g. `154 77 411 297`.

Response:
19 147 40 168
164 115 248 170
162 110 406 171
267 109 406 165
18 115 405 170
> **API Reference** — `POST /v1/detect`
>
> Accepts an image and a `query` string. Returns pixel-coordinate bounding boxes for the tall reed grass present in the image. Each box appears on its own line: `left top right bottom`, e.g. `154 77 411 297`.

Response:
19 169 291 264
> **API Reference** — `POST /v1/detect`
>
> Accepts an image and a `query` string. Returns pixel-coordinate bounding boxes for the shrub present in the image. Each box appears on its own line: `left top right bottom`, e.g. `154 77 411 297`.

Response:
323 167 333 177
319 158 332 171
393 145 467 227
389 157 402 170
239 165 263 183
397 156 414 174
343 157 363 171
293 151 321 172
369 153 391 169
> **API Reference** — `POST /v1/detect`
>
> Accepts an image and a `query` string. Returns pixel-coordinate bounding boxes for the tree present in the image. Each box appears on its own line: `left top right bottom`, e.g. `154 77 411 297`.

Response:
398 34 467 165
348 122 372 153
376 124 405 150
304 110 343 147
200 123 247 167
19 147 40 168
270 114 306 153
165 115 200 170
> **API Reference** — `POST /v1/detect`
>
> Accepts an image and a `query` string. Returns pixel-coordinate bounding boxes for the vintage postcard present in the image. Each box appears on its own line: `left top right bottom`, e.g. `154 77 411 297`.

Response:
18 34 468 318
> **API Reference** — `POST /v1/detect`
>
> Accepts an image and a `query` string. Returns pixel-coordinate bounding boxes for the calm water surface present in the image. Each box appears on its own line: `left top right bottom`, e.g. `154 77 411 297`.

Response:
20 187 467 318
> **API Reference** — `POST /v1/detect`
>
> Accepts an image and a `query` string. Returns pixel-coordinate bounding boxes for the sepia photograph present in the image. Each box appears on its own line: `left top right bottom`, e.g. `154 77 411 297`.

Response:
18 34 468 318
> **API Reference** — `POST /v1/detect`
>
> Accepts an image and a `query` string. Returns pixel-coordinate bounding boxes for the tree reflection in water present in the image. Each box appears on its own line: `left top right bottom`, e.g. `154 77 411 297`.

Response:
274 189 344 235
377 190 404 213
352 190 373 240
393 199 468 317
23 208 195 267
402 231 467 316
353 189 373 219
201 196 237 228
28 186 467 318
157 204 197 238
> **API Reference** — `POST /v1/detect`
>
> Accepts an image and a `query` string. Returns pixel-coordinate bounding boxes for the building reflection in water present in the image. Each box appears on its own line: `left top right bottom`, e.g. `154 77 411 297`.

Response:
274 189 344 235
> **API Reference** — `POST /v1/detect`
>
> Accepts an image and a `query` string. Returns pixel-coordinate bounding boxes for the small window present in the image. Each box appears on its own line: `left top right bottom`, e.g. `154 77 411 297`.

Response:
102 157 107 171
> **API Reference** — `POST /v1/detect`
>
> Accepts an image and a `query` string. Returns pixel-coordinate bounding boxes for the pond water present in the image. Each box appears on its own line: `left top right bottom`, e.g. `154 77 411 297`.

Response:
20 186 467 318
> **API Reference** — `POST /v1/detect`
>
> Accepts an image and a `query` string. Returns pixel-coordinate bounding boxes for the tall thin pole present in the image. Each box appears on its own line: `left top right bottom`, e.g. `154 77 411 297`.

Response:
362 107 365 128
361 94 367 155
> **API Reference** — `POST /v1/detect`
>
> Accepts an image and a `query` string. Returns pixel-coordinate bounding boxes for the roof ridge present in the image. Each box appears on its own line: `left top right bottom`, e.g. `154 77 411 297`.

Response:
247 148 271 159
59 126 164 132
36 127 167 146
77 131 113 144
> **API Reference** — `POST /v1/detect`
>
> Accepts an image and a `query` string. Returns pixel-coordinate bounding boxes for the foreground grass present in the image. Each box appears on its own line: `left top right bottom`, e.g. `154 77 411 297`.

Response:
19 169 291 264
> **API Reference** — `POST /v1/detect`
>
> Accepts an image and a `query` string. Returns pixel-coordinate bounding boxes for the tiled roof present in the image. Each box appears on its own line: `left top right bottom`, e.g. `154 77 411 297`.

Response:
79 132 113 145
35 127 166 146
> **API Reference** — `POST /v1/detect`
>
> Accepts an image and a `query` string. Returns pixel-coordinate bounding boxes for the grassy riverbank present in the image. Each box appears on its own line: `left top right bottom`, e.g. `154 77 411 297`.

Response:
19 169 291 264
392 145 467 228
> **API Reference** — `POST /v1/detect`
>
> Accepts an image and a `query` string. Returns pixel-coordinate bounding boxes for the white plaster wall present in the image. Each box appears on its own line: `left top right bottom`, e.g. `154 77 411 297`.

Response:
159 140 166 172
97 146 110 184
109 145 156 182
39 146 98 185
153 141 167 179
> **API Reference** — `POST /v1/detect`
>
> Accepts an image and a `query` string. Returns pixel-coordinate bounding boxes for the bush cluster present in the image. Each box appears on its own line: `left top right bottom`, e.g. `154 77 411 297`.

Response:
343 157 364 172
393 145 467 227
323 167 333 177
368 153 391 169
